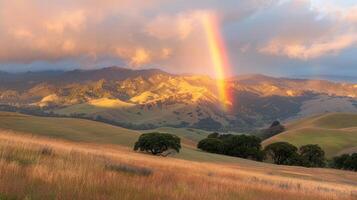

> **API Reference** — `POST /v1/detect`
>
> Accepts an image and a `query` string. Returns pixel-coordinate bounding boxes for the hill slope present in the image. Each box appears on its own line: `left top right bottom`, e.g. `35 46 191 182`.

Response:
0 111 139 146
263 113 357 157
0 131 356 200
0 112 242 163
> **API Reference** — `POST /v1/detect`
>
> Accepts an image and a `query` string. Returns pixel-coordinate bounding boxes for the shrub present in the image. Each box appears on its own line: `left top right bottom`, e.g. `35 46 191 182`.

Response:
197 138 224 154
134 132 181 155
331 154 350 169
264 142 300 165
299 144 325 167
197 134 265 161
223 135 264 161
344 153 357 171
284 152 304 166
332 153 357 171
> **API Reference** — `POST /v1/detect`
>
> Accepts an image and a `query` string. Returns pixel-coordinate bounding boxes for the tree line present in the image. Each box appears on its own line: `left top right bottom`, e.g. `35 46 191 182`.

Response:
196 132 356 171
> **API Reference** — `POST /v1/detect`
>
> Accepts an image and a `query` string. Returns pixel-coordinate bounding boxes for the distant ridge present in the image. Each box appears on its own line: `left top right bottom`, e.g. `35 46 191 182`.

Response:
293 75 357 83
0 66 170 89
57 66 170 83
0 67 356 131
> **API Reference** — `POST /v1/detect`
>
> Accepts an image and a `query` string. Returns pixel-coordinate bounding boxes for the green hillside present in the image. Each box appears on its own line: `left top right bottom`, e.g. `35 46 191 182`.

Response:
0 112 259 165
263 113 357 158
0 111 139 146
2 111 356 162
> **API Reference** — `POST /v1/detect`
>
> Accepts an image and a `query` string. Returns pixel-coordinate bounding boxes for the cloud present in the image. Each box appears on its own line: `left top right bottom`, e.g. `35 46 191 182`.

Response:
256 0 357 60
0 0 355 76
259 34 357 60
45 10 86 34
145 12 200 40
0 0 164 64
115 47 152 67
0 1 269 67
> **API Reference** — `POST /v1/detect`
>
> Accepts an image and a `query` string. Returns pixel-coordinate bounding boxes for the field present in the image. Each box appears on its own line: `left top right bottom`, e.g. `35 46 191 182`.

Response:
263 113 357 157
0 111 139 147
0 130 356 200
0 112 248 163
0 111 356 199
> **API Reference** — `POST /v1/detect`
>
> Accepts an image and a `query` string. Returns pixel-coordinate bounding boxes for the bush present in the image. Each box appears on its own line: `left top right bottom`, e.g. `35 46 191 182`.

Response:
299 144 325 167
284 152 304 166
134 132 181 155
223 135 264 161
264 142 300 165
331 154 350 169
332 153 357 171
197 134 265 161
197 138 224 154
344 153 357 171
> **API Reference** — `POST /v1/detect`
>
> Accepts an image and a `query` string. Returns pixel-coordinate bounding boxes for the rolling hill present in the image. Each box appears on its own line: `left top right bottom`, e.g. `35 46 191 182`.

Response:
0 111 240 163
263 113 357 158
1 130 356 200
0 112 356 199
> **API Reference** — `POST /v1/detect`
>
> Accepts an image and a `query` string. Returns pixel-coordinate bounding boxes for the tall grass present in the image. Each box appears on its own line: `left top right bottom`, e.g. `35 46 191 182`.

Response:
0 130 355 200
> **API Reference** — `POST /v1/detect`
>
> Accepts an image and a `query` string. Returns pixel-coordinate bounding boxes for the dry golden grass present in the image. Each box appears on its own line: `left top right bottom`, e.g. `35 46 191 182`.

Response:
0 130 356 200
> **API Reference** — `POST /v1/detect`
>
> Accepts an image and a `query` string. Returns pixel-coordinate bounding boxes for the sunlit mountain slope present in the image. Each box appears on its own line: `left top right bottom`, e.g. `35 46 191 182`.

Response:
0 67 356 131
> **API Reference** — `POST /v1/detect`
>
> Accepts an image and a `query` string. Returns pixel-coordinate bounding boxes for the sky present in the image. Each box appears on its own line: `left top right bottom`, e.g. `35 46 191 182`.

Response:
0 0 356 77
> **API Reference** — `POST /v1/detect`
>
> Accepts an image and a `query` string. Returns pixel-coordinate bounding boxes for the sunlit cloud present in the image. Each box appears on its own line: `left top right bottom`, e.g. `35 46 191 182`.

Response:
259 34 357 60
145 12 198 40
45 10 87 34
258 0 357 60
0 0 355 76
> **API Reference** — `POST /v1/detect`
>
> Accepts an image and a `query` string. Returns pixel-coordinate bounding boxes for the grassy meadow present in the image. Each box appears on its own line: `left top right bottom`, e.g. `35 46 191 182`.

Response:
0 130 356 200
0 111 356 199
263 113 357 157
0 112 256 164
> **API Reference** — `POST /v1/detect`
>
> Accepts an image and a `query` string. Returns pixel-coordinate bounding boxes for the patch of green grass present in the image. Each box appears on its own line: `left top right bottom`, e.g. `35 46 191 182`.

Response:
263 113 357 158
54 98 134 115
55 103 108 115
0 112 139 147
312 113 357 129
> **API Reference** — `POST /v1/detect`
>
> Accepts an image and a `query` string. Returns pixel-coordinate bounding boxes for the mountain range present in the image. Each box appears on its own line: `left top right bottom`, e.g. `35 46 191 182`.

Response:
0 67 356 131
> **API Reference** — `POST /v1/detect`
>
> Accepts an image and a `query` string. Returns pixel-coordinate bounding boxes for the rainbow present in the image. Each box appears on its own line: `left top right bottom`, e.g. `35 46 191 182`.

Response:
201 13 232 111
